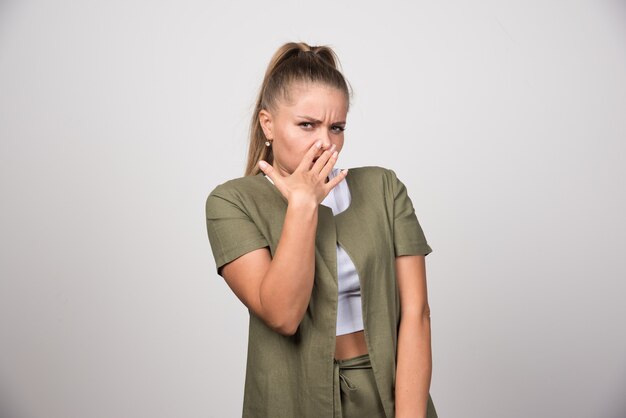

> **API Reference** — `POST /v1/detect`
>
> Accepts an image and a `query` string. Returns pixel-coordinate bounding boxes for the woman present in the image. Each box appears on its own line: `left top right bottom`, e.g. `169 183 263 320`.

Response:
205 42 438 418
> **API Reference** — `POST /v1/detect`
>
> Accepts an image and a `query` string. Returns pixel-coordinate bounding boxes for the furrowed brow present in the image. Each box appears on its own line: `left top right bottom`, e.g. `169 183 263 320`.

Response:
296 115 346 125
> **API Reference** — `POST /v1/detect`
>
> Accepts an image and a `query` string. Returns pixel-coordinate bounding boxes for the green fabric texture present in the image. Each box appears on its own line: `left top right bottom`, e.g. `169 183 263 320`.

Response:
205 166 434 418
333 353 438 418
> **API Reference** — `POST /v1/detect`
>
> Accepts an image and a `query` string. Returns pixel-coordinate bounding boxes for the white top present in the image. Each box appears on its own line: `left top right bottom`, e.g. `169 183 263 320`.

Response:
264 168 364 336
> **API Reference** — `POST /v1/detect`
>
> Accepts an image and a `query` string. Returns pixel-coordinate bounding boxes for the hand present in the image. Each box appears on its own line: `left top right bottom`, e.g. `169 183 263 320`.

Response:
258 141 347 206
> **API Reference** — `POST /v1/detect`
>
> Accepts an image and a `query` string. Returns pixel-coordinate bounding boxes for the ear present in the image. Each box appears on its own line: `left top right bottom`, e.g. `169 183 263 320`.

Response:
258 109 274 140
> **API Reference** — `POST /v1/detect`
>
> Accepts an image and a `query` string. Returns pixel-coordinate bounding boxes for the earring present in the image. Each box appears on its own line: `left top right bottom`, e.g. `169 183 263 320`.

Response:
265 140 272 146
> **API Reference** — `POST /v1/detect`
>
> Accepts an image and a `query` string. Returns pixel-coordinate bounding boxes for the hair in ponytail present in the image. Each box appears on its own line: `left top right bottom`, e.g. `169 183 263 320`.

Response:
244 42 352 176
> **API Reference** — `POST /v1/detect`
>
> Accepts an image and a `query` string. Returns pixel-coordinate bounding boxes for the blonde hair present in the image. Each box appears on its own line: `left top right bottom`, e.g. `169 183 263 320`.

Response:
244 42 353 176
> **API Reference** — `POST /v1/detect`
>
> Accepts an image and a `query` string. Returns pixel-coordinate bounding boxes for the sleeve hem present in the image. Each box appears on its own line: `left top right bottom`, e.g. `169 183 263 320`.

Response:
214 237 270 275
394 243 433 257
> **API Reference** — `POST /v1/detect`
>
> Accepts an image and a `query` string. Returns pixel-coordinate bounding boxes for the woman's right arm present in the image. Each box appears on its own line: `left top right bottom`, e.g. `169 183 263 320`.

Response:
210 141 345 336
220 195 319 336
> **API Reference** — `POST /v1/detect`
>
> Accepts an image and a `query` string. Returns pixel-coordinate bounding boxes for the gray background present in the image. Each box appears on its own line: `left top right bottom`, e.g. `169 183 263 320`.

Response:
1 0 625 417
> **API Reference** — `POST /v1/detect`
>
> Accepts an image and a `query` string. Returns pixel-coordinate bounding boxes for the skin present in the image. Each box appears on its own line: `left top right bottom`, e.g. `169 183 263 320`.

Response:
259 81 348 201
219 80 351 337
395 255 433 418
220 81 432 417
258 81 369 360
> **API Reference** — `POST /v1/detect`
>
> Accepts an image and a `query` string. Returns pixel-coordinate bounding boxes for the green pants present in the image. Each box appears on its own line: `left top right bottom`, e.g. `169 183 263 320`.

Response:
333 353 438 418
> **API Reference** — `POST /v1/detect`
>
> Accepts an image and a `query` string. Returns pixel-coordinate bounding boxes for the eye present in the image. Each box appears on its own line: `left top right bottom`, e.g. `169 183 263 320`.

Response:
332 126 346 133
299 122 313 129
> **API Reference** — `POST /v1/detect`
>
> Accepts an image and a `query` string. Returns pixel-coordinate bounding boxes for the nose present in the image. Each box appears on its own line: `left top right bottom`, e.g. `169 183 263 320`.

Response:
318 132 332 152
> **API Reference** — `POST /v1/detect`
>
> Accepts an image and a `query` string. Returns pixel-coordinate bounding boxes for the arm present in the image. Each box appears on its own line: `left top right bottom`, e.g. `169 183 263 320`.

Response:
219 195 319 336
394 254 432 418
209 143 341 337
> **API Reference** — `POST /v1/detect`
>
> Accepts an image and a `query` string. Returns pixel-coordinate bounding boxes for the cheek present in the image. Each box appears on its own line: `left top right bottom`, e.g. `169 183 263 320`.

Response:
283 127 314 149
276 131 313 166
332 139 345 155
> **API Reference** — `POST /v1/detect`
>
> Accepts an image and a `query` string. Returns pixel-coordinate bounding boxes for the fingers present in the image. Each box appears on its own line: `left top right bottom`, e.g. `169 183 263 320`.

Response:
257 160 277 183
324 168 348 193
296 140 323 172
314 144 338 179
258 140 343 200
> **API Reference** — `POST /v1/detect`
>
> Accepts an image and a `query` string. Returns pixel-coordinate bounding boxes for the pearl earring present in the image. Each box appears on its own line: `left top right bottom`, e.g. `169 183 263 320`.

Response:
265 140 272 146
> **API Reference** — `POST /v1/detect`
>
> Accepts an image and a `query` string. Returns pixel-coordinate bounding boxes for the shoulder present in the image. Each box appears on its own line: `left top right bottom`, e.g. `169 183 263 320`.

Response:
345 165 399 191
345 165 393 181
208 173 266 198
205 173 266 212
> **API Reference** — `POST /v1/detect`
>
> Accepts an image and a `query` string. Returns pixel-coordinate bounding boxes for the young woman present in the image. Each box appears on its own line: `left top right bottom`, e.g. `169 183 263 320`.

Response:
205 42 438 418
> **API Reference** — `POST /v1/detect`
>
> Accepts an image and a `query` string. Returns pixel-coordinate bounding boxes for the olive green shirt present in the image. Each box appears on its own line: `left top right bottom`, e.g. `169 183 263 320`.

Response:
205 165 433 418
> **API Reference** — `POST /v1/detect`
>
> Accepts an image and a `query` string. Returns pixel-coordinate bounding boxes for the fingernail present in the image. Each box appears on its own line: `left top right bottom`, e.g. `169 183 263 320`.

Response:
316 141 322 147
259 161 267 169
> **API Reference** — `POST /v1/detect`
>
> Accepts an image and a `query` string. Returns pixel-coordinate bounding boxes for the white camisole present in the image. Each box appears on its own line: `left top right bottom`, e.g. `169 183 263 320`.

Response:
264 168 364 336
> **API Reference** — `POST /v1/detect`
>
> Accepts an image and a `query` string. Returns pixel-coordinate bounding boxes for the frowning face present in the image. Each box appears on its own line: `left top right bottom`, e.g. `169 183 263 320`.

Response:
259 81 348 178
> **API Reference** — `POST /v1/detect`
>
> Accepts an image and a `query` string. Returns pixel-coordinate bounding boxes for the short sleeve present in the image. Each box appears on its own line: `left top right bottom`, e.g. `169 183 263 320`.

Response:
388 169 433 257
205 189 270 276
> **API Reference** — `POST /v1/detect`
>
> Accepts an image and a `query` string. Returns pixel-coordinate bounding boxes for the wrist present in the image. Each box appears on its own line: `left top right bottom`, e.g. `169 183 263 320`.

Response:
288 192 318 211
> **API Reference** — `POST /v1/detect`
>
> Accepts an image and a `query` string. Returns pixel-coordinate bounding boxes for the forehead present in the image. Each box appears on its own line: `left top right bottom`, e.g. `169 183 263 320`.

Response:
280 82 347 115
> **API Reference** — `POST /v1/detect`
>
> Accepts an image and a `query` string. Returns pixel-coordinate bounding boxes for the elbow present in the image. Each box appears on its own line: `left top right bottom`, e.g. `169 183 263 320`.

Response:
264 311 300 336
400 304 431 323
259 291 301 336
275 322 298 336
423 304 431 320
268 309 302 335
278 315 302 337
273 315 300 336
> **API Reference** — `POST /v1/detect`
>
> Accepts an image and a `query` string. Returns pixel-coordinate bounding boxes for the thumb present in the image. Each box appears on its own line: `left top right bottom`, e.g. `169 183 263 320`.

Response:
258 160 274 180
258 160 288 203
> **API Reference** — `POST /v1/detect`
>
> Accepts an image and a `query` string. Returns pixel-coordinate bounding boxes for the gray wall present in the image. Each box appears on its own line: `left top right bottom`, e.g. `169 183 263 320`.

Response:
1 1 625 417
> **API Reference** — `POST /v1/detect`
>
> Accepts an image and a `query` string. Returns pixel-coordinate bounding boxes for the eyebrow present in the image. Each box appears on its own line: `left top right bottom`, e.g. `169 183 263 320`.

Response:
296 115 346 125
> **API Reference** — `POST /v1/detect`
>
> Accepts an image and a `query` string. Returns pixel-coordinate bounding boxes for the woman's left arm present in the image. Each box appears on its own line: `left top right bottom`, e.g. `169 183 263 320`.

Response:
395 254 432 418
